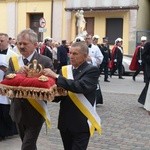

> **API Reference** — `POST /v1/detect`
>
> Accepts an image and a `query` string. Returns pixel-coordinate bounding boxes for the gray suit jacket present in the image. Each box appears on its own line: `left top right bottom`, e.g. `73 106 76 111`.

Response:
7 52 53 126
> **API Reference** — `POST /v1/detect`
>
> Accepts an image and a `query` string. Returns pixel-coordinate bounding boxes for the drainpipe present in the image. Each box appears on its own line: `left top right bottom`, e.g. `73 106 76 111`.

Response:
51 0 54 38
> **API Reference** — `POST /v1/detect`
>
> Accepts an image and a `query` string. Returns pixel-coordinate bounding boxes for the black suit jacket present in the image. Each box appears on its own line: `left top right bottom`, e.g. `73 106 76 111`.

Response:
57 45 68 64
113 46 123 63
8 52 53 126
43 46 53 59
142 42 150 80
99 44 111 63
138 42 150 105
55 62 100 132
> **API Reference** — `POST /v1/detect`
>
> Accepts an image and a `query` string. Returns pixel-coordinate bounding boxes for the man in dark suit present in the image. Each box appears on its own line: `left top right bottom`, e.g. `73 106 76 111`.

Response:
110 38 124 79
99 37 111 82
7 29 53 150
131 36 147 82
43 42 101 150
56 40 69 73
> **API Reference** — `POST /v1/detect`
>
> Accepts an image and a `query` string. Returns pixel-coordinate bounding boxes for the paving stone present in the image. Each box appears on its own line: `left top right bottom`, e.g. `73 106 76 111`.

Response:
0 75 150 149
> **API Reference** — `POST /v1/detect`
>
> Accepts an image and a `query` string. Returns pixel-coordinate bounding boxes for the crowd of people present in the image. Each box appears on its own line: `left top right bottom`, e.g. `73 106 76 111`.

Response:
8 32 128 84
0 28 150 150
0 33 18 141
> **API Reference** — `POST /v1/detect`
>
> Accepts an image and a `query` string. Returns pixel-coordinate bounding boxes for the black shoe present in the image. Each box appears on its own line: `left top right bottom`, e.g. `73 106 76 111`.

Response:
132 76 135 81
104 79 110 82
0 137 5 141
119 77 125 79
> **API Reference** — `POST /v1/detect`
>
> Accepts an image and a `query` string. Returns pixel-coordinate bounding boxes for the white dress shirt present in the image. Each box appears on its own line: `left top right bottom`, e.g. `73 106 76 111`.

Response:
88 44 103 66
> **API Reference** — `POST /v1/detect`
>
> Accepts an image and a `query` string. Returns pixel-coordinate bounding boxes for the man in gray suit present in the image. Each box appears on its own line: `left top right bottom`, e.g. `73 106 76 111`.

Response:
7 29 53 150
43 42 101 150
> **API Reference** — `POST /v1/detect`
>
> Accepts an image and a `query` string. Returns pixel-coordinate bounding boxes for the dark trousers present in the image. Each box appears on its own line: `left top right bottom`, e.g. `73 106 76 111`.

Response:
133 64 143 77
99 62 109 80
16 122 43 150
53 59 58 70
0 104 17 138
111 62 123 78
133 63 147 82
60 129 90 150
138 82 149 105
96 83 103 104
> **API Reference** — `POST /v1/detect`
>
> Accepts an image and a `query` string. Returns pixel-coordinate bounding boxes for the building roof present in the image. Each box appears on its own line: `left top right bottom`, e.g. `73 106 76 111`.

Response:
65 6 139 12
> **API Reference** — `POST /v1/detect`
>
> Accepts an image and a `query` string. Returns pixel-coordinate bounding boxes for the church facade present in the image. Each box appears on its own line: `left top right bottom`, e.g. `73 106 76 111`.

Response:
0 0 149 54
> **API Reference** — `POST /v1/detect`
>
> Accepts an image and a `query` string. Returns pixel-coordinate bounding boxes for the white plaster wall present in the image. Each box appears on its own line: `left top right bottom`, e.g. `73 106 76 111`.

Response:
137 0 150 30
129 9 138 54
7 2 17 38
52 1 63 42
97 0 137 6
53 0 72 42
65 12 72 41
66 0 138 8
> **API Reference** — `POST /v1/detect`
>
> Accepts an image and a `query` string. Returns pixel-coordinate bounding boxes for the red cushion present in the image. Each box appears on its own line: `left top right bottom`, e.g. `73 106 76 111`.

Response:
1 74 26 86
1 74 56 89
0 74 65 101
20 77 56 88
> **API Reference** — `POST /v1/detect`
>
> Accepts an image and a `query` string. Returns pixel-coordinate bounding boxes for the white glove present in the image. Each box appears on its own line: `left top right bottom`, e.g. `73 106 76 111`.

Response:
114 59 117 62
138 60 142 63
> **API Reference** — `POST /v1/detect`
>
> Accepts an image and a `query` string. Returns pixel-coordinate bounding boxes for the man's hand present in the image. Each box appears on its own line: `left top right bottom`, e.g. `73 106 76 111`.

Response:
114 59 117 62
43 68 59 79
138 60 142 64
16 66 28 74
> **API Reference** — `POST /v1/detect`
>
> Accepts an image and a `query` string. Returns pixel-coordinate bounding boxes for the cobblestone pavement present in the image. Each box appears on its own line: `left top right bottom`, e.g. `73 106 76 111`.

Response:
1 75 150 150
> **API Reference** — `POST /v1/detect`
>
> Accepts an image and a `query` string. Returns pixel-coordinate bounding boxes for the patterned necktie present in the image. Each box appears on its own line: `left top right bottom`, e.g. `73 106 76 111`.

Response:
73 69 78 78
23 58 29 65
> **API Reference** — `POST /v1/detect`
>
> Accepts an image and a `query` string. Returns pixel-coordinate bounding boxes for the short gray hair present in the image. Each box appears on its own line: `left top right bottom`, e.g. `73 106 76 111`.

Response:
17 28 38 43
0 33 8 38
71 41 89 55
